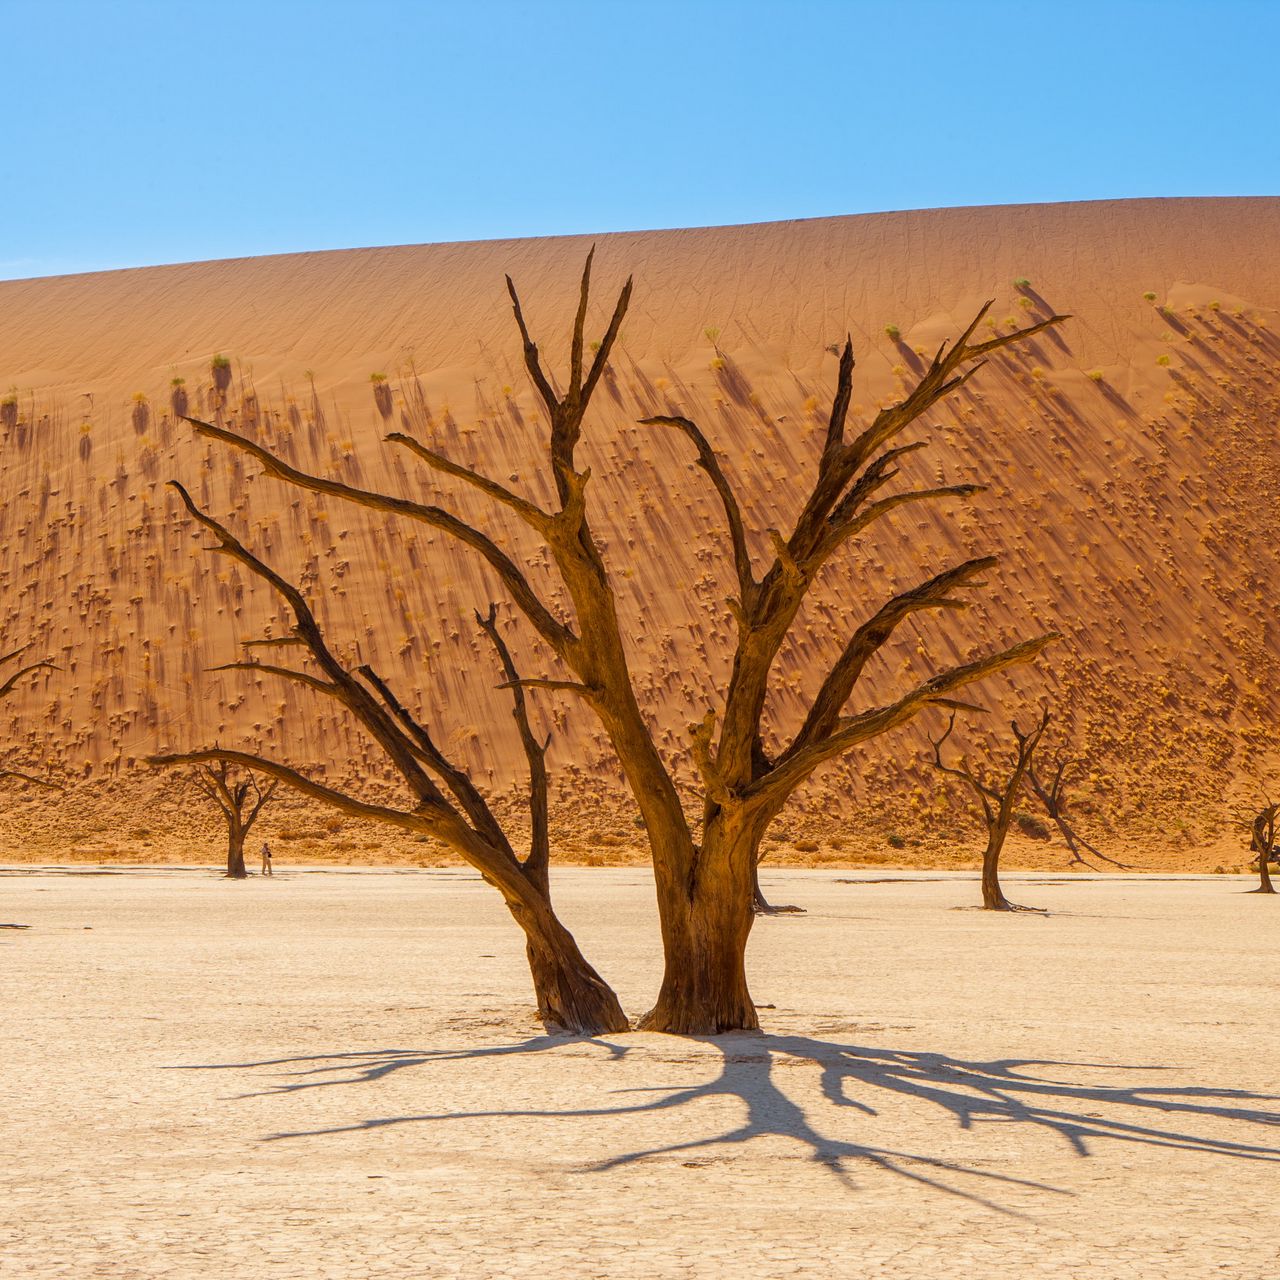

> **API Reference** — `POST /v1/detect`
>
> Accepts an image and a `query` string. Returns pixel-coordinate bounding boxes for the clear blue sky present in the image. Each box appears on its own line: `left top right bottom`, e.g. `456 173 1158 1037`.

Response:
2 0 1276 280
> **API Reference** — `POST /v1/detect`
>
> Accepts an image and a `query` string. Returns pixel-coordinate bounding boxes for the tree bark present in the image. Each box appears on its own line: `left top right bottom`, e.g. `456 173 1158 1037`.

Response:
522 919 629 1034
640 819 759 1033
502 887 628 1034
980 822 1013 910
1254 850 1275 895
226 822 247 879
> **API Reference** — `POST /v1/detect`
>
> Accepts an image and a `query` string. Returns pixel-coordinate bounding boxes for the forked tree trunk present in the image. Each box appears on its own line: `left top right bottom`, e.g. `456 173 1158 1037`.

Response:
226 822 247 879
640 821 759 1033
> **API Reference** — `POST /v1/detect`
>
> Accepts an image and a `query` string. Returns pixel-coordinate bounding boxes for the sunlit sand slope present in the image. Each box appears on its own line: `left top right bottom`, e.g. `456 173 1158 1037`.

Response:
1 198 1277 861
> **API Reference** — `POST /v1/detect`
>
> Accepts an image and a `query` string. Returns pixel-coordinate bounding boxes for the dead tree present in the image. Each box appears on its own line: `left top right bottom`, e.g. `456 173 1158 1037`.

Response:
147 484 627 1034
1027 754 1129 870
1246 803 1278 895
191 761 278 878
1 646 59 927
1 646 58 793
179 253 1062 1032
930 708 1051 911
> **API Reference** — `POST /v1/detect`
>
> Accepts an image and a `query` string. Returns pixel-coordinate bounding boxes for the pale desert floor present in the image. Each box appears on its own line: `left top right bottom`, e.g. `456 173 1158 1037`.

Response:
3 866 1278 1279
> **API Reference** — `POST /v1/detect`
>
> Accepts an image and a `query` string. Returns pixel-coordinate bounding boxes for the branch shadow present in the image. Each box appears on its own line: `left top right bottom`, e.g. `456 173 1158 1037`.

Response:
170 1031 1280 1215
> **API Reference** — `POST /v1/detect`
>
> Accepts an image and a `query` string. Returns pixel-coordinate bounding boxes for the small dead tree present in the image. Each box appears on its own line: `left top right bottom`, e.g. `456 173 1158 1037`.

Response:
0 646 58 787
148 483 626 1034
1 646 59 927
1246 803 1278 895
930 707 1051 912
180 253 1062 1032
1027 753 1129 870
191 761 278 878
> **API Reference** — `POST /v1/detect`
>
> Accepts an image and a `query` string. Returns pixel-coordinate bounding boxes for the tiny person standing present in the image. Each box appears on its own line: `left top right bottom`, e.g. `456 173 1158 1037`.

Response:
261 841 273 877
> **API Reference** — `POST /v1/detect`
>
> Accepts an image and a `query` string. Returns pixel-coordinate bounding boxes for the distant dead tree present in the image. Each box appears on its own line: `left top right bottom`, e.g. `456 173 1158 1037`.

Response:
191 761 278 879
1027 751 1129 870
930 707 1051 912
148 484 626 1033
180 252 1062 1032
1244 802 1277 895
1 646 59 928
1 647 58 796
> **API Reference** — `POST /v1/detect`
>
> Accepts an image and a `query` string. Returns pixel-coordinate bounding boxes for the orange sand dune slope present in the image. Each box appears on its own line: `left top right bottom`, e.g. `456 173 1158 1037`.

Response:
0 197 1277 844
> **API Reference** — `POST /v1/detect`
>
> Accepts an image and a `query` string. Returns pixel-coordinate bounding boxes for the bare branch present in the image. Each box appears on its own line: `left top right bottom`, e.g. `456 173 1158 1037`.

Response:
929 709 1000 817
752 634 1057 804
496 677 596 697
689 710 733 808
823 337 856 460
0 660 57 698
1028 754 1130 870
151 749 427 831
476 603 551 887
181 416 577 657
505 275 560 414
354 662 512 857
580 274 633 405
386 431 550 530
569 247 594 396
243 778 279 833
167 480 451 812
639 415 755 606
0 768 61 790
207 661 338 698
786 558 998 757
814 483 986 569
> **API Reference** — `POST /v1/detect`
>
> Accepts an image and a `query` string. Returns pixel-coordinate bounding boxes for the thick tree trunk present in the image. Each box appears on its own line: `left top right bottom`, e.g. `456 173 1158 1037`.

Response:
523 925 629 1034
640 821 759 1033
226 823 247 879
513 905 628 1034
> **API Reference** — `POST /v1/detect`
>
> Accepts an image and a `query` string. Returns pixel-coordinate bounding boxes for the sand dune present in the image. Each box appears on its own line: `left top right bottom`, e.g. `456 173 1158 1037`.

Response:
1 197 1277 867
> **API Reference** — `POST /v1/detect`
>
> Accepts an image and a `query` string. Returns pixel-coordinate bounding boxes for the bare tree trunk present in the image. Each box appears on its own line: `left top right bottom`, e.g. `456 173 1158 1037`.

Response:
226 821 247 879
1246 805 1277 895
497 874 628 1034
980 821 1013 910
1254 850 1275 895
640 820 759 1034
522 917 629 1033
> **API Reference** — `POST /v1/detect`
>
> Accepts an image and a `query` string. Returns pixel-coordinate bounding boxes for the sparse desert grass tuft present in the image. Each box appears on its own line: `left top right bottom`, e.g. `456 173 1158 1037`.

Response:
883 324 901 341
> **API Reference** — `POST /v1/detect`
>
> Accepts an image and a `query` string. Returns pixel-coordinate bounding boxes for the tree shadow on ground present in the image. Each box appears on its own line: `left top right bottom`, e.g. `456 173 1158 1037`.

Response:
171 1032 1280 1214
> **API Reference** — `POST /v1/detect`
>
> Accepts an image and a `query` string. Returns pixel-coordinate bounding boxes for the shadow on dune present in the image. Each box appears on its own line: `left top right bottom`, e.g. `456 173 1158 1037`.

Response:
170 1032 1280 1213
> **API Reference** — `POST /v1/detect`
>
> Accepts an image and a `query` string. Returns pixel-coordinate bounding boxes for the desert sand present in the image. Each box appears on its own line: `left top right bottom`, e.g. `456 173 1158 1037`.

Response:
1 197 1279 869
3 865 1277 1278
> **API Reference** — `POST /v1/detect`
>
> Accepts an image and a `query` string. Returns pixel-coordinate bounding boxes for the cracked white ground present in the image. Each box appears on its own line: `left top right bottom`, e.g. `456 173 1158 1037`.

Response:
3 866 1277 1278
